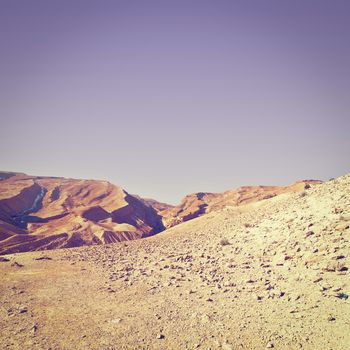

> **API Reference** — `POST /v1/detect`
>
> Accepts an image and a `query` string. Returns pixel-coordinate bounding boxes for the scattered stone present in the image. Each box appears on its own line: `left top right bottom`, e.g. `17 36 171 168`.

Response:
7 308 14 317
11 262 24 268
337 266 348 272
336 292 349 300
256 295 263 301
31 323 38 335
157 334 165 339
19 307 28 314
305 231 315 238
277 290 285 298
109 318 122 324
266 342 274 348
246 279 255 283
333 255 345 260
226 262 236 268
219 238 230 246
327 315 336 321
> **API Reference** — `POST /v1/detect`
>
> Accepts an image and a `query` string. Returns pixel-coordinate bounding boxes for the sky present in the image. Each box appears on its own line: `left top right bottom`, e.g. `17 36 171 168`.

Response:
1 0 349 204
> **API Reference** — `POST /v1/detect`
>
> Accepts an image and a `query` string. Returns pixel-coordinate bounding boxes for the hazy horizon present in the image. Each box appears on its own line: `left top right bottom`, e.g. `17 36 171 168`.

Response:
1 1 349 204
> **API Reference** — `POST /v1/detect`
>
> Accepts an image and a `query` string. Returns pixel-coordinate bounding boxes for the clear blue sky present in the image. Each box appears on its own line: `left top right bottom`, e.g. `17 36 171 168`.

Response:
1 0 349 204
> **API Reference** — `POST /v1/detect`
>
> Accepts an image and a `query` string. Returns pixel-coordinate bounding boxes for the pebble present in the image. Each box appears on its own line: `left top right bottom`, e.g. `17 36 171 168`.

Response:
31 323 38 335
19 307 28 314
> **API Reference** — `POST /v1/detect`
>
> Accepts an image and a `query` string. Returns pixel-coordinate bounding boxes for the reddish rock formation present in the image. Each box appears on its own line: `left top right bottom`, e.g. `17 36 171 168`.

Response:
0 173 164 254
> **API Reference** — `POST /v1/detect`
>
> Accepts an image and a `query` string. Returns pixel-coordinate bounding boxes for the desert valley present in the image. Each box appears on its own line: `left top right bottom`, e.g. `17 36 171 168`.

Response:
0 171 349 349
2 1 349 349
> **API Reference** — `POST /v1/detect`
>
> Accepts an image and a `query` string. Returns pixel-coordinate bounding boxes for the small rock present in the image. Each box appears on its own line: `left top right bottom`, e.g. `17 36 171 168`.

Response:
255 294 263 301
109 318 122 324
337 266 348 272
246 279 255 283
266 342 274 348
327 315 336 321
277 290 285 298
19 307 28 314
11 262 24 268
157 334 165 339
305 231 314 238
31 323 38 335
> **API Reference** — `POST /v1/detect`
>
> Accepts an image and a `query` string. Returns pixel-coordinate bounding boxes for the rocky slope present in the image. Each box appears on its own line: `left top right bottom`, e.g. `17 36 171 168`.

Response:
0 174 348 349
0 173 164 255
161 180 322 227
0 172 321 255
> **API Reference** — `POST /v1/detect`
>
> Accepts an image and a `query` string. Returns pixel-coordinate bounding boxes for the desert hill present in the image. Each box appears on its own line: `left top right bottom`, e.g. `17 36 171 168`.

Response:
0 172 322 255
161 180 322 227
0 172 164 255
0 174 348 349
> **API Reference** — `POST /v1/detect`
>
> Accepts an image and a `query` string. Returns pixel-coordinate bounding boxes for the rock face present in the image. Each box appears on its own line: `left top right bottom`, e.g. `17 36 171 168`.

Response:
0 173 164 254
161 181 322 227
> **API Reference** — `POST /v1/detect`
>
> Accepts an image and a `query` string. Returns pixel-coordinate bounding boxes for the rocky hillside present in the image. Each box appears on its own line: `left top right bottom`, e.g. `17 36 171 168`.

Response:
0 173 164 255
0 174 348 349
161 180 322 227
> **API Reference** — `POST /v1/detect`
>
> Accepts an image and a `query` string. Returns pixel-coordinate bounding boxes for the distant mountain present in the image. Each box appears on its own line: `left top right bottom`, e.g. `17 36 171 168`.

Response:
0 173 164 254
132 195 174 213
160 181 322 227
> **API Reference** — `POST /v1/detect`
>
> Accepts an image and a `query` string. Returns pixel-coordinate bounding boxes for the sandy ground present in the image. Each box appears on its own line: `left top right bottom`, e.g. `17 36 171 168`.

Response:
0 175 349 350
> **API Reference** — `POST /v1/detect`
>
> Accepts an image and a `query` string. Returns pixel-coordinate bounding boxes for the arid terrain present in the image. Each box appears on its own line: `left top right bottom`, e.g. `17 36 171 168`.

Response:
0 172 319 255
0 173 349 349
0 172 164 255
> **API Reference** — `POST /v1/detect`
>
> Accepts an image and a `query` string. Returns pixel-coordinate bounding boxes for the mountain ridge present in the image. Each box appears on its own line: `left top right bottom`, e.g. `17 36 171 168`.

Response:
0 171 322 255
